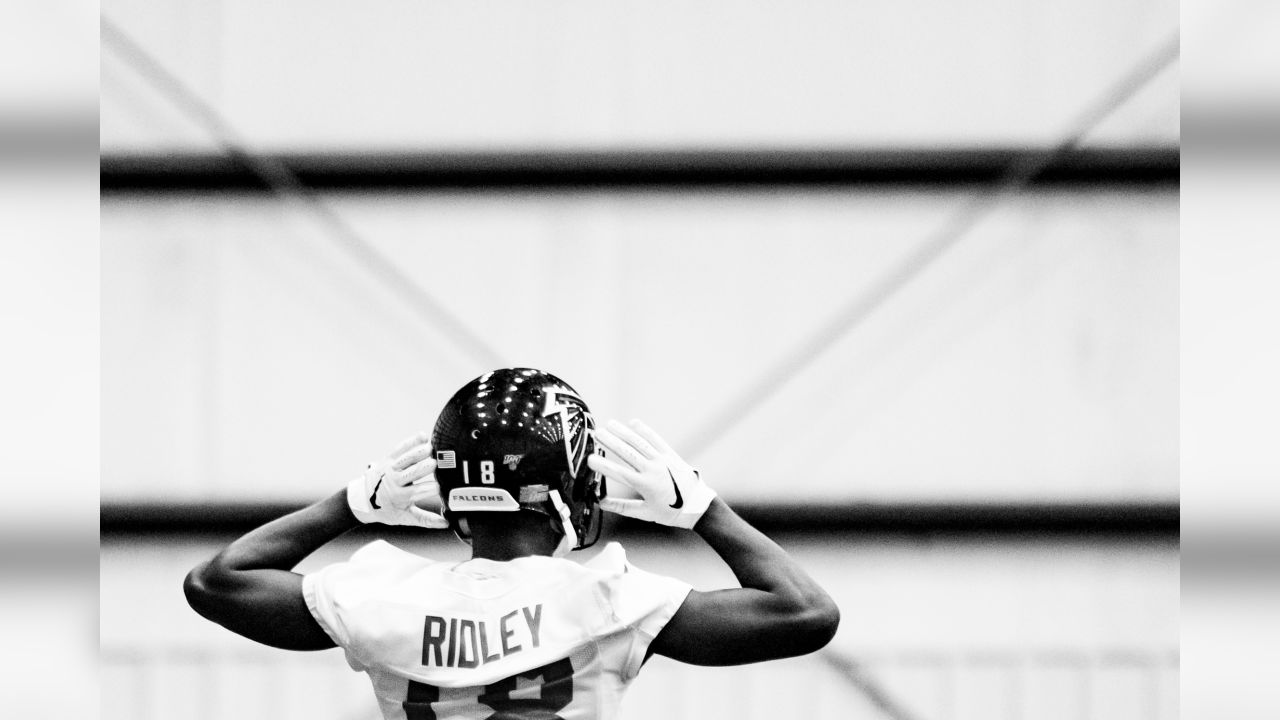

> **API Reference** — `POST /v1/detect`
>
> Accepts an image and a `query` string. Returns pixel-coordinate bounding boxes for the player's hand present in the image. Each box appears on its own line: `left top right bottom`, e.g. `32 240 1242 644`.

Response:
346 432 449 529
588 419 716 529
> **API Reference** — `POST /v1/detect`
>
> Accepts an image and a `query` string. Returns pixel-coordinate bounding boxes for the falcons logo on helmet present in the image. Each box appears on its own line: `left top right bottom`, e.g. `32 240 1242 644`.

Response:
542 386 594 476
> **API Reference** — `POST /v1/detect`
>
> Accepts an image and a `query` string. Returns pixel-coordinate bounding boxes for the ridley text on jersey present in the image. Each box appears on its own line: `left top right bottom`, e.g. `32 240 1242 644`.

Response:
421 603 543 669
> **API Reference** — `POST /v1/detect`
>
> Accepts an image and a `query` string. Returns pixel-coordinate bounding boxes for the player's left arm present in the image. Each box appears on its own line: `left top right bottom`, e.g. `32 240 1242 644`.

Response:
183 432 447 650
590 420 840 665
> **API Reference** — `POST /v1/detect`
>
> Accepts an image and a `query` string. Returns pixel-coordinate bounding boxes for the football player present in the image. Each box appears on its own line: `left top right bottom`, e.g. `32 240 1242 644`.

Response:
184 368 839 720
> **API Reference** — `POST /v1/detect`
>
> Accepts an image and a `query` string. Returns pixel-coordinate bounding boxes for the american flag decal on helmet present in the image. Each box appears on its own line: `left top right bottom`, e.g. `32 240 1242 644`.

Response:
541 386 594 476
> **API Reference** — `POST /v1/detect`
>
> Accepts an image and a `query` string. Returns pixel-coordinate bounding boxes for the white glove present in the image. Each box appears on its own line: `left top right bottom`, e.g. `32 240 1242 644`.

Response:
347 432 449 529
587 419 716 529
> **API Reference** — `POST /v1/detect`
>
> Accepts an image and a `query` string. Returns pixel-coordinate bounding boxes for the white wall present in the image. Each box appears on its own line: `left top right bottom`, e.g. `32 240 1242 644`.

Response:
0 159 98 539
100 0 1179 152
101 187 1177 504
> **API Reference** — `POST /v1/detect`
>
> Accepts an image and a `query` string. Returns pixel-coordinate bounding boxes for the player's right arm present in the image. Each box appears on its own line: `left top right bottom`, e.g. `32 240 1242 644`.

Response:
588 420 840 666
183 432 447 650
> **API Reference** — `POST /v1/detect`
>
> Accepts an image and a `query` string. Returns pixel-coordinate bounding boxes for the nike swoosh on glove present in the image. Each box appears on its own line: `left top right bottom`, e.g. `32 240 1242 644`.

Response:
347 432 449 529
587 419 716 529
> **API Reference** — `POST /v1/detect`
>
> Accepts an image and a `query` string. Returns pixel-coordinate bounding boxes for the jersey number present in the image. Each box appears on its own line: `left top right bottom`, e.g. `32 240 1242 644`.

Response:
403 657 573 720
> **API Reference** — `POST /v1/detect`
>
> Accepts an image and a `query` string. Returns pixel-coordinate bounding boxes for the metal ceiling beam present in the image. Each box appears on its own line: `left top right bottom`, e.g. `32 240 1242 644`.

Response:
100 147 1178 192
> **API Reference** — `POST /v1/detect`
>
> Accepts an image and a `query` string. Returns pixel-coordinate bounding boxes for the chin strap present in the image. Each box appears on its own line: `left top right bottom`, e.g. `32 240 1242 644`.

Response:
546 492 579 557
451 516 472 546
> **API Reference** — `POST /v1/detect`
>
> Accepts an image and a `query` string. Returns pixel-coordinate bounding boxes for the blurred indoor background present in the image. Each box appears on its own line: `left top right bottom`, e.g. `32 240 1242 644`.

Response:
1 2 97 718
93 0 1184 718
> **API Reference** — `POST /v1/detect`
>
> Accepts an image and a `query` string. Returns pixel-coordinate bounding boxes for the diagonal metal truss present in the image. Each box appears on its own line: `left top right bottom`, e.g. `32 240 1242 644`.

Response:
678 34 1180 458
818 649 927 720
101 15 506 370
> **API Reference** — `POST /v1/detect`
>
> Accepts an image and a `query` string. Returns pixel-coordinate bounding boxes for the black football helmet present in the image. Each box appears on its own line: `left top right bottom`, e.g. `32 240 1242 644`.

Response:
431 368 604 553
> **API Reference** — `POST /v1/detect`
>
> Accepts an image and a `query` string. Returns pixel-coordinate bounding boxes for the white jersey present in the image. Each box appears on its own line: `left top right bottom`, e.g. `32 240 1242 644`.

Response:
303 540 691 720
